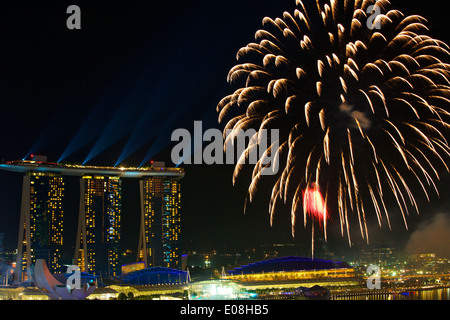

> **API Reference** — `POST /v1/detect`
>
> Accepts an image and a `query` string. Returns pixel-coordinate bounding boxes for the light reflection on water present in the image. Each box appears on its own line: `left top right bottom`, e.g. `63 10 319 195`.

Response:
333 288 450 300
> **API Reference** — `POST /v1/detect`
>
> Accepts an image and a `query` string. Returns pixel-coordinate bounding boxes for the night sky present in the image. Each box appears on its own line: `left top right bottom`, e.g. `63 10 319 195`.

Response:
0 0 449 260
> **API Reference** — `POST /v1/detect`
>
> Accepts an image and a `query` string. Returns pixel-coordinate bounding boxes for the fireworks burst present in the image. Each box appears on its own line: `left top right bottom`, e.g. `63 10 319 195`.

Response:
217 0 450 252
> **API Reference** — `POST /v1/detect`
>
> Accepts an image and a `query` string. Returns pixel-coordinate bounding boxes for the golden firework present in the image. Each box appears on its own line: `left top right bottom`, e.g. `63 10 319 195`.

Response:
217 0 450 251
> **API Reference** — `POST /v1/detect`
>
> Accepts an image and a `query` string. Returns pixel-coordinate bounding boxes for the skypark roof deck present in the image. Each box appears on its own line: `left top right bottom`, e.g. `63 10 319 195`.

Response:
0 160 185 179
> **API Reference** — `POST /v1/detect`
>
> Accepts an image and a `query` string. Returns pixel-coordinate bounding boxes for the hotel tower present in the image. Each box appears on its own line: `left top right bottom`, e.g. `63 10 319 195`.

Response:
74 175 122 278
137 175 182 269
15 171 65 282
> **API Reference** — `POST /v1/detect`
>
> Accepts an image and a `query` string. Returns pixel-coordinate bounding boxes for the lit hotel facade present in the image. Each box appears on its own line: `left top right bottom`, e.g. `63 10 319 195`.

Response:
0 157 184 282
138 177 182 269
74 175 122 278
15 172 65 282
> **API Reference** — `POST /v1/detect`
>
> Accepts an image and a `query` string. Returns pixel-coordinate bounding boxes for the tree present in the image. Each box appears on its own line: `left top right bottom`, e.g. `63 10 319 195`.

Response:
117 292 127 300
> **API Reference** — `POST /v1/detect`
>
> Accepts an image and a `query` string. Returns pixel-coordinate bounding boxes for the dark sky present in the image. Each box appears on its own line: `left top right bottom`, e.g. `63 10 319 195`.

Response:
0 0 448 260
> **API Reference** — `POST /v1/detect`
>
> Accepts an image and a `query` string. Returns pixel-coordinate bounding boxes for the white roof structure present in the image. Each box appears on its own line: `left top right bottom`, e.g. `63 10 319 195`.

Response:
32 259 96 300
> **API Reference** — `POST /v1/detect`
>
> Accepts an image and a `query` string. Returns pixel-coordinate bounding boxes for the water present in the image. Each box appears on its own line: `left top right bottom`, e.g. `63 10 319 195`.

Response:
332 288 450 300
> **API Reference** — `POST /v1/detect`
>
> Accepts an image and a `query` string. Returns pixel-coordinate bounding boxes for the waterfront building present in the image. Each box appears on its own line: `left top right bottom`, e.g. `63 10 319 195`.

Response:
0 158 184 282
223 256 361 292
15 171 65 282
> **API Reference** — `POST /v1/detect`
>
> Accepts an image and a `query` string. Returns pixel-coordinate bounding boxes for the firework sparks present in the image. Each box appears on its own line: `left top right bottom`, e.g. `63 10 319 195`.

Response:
217 0 450 250
303 183 328 226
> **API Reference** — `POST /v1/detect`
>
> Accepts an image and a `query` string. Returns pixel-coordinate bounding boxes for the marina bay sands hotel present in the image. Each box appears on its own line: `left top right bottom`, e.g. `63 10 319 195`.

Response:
0 155 184 282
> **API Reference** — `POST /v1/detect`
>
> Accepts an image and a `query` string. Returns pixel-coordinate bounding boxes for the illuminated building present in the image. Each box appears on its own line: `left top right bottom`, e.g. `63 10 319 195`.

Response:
227 256 352 277
121 266 189 285
222 256 360 291
74 175 122 278
188 280 253 300
0 232 4 253
138 175 182 269
15 171 65 282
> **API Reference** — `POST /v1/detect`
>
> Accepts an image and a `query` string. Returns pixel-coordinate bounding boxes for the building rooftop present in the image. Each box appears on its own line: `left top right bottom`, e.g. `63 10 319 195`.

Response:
228 256 350 275
0 159 184 179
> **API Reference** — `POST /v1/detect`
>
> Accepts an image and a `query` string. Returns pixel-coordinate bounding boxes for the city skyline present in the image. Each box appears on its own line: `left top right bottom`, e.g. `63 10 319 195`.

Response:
0 0 449 264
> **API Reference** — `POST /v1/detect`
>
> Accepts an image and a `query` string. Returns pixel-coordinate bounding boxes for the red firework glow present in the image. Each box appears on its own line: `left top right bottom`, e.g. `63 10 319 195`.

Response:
302 184 328 226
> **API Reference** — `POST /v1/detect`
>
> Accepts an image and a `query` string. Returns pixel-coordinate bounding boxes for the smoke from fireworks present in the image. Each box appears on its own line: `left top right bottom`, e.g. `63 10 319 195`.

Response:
217 0 450 252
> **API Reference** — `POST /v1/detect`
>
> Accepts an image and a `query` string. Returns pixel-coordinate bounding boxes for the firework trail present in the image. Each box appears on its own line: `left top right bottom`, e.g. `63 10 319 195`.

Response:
217 0 450 254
